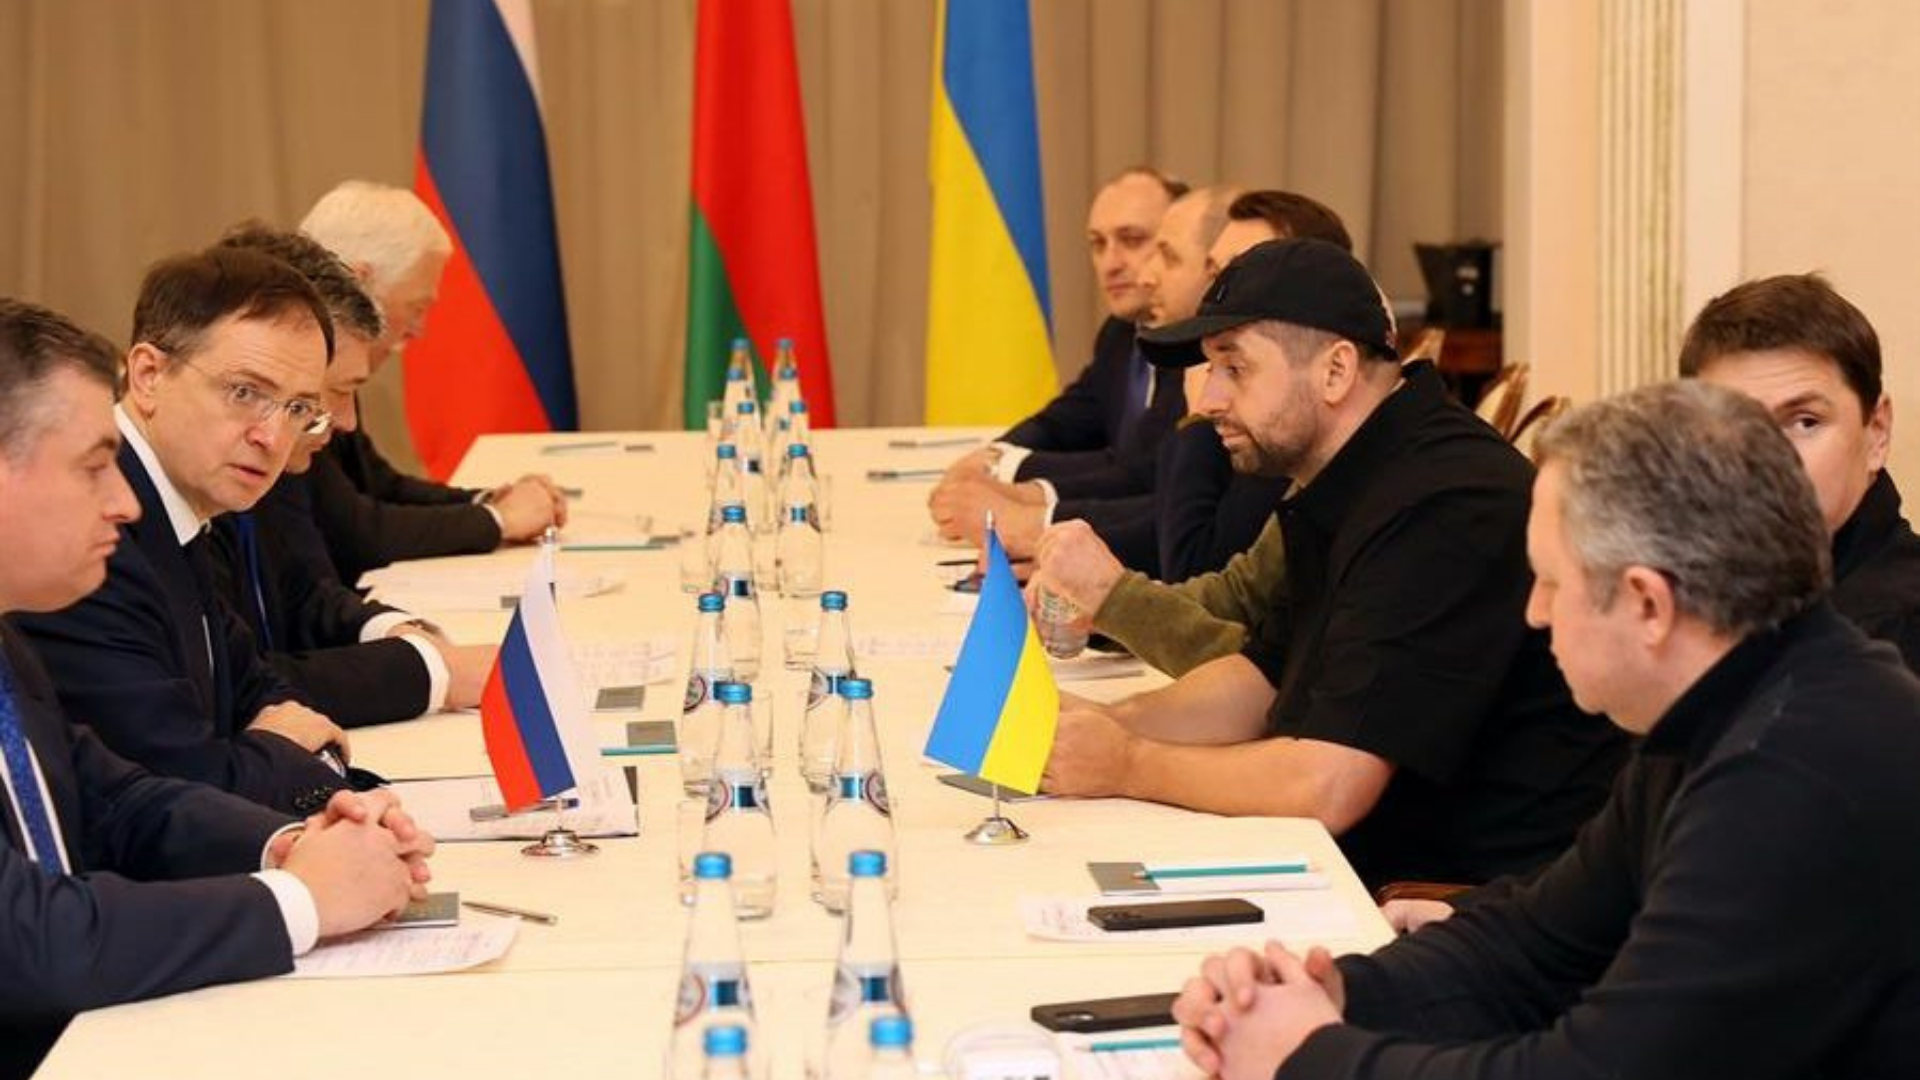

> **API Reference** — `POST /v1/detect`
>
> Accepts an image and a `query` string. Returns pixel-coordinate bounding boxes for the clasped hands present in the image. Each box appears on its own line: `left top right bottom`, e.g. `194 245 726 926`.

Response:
1173 941 1346 1080
269 788 438 937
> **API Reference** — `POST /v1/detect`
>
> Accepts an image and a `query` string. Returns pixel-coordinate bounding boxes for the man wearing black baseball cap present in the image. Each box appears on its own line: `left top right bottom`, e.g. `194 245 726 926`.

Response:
1040 239 1626 889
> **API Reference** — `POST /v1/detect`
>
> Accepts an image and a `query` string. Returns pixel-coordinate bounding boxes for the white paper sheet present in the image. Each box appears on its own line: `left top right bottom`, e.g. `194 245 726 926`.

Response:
358 562 623 613
1049 653 1146 682
389 770 638 842
1058 1028 1201 1080
853 631 966 661
287 914 519 979
1019 891 1358 945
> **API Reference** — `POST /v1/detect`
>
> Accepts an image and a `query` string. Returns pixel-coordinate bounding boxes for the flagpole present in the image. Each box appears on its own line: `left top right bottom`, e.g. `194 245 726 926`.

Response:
963 781 1030 846
522 527 599 858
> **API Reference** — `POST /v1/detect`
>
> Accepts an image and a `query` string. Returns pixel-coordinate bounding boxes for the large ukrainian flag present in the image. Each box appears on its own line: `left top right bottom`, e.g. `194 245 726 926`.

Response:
925 0 1058 425
923 530 1059 794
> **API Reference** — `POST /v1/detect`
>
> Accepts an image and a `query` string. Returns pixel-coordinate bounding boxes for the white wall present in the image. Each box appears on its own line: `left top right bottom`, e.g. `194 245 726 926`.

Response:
1744 0 1920 482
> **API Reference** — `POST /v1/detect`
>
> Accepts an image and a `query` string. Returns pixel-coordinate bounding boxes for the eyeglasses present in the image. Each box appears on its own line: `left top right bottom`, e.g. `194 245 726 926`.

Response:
173 355 333 437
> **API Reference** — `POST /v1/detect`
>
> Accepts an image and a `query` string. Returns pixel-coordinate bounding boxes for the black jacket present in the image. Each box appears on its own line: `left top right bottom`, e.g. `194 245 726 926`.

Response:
1003 316 1184 503
1830 470 1920 669
11 444 345 814
1299 604 1920 1080
1152 420 1287 582
209 472 431 727
309 427 499 584
0 625 293 1078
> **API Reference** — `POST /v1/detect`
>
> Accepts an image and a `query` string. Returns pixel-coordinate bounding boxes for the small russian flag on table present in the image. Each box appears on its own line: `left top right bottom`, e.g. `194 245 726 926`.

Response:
923 530 1059 795
481 547 601 811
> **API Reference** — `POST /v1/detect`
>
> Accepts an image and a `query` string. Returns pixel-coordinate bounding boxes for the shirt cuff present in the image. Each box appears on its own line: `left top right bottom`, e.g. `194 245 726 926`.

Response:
1033 479 1059 527
480 503 504 532
397 633 451 712
991 441 1032 483
251 868 320 956
358 611 415 643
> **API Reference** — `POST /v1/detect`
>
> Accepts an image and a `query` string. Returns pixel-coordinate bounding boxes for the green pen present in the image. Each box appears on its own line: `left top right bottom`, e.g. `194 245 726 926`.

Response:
1084 1036 1183 1053
1135 861 1310 880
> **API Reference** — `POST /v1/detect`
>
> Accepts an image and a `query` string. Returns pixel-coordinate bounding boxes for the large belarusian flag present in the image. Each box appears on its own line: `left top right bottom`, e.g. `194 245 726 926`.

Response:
685 0 836 429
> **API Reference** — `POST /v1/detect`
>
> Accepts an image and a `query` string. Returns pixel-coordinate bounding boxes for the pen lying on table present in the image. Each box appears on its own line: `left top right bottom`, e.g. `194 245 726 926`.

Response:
866 467 945 482
461 900 559 925
886 435 982 449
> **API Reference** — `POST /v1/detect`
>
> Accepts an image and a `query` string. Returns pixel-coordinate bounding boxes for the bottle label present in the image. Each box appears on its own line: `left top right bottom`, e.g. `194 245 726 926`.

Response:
806 670 845 712
786 504 819 529
826 965 902 1025
683 673 710 714
720 573 755 601
705 776 770 822
674 972 752 1026
831 770 891 818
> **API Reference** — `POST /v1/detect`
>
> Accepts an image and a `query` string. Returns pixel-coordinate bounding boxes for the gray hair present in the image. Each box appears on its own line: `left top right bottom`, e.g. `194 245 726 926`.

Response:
217 222 386 343
1534 380 1830 637
0 298 120 462
299 180 452 293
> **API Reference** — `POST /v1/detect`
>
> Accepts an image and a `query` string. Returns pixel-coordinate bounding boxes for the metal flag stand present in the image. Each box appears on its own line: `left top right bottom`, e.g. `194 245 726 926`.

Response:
962 782 1030 845
957 510 1031 845
523 795 599 858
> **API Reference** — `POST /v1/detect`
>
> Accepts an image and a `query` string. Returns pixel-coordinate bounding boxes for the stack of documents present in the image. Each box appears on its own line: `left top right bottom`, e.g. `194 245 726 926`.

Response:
359 560 623 613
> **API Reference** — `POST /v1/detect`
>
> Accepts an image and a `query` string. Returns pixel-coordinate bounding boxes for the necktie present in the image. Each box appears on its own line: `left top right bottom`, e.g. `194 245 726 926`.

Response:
232 513 274 650
0 651 67 875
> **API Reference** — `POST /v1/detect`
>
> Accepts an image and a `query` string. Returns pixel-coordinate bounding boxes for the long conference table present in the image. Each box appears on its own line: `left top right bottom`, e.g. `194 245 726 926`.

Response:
38 427 1391 1079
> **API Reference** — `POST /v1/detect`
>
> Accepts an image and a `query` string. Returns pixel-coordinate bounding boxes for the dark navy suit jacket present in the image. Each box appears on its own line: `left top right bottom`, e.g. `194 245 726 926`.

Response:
309 426 499 584
1002 317 1184 504
12 444 345 814
210 472 430 727
0 624 291 1076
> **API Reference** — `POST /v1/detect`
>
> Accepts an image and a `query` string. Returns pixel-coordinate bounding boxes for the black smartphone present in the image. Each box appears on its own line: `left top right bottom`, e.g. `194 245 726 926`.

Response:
1085 897 1264 933
1030 991 1179 1033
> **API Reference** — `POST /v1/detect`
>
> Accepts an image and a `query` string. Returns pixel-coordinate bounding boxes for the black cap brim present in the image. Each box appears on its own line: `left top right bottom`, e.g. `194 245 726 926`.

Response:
1137 313 1266 368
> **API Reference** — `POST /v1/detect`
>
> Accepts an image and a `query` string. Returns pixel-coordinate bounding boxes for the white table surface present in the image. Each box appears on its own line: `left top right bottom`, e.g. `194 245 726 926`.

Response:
38 427 1389 1079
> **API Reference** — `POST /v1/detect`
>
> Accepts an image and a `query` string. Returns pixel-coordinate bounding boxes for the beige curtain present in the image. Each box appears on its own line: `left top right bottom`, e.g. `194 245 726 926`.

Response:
0 0 1500 471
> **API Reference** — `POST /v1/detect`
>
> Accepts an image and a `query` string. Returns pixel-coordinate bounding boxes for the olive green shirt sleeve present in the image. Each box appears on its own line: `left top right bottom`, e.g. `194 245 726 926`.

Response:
1091 515 1286 676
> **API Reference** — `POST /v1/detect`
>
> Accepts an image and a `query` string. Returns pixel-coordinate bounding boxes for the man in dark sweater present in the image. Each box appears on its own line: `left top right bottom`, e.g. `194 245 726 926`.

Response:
1039 240 1625 888
1175 381 1920 1080
1682 273 1920 665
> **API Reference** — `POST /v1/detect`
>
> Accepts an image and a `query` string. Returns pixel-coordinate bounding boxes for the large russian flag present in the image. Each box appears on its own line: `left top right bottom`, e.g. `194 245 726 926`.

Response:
923 529 1059 794
480 548 600 811
924 0 1057 425
410 0 577 480
685 0 836 430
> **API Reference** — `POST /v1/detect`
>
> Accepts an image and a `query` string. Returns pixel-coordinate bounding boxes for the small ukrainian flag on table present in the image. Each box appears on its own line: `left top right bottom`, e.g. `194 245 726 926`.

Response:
923 530 1059 795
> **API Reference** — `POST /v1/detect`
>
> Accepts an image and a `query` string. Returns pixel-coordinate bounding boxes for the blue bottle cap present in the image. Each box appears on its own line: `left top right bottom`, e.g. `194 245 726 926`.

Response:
849 849 887 877
692 851 732 880
720 504 747 524
791 400 808 415
839 677 873 700
820 590 848 611
716 443 738 459
697 592 725 613
776 336 794 349
737 401 756 414
714 680 752 705
703 1024 748 1057
870 1014 912 1049
731 336 751 350
786 443 809 458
